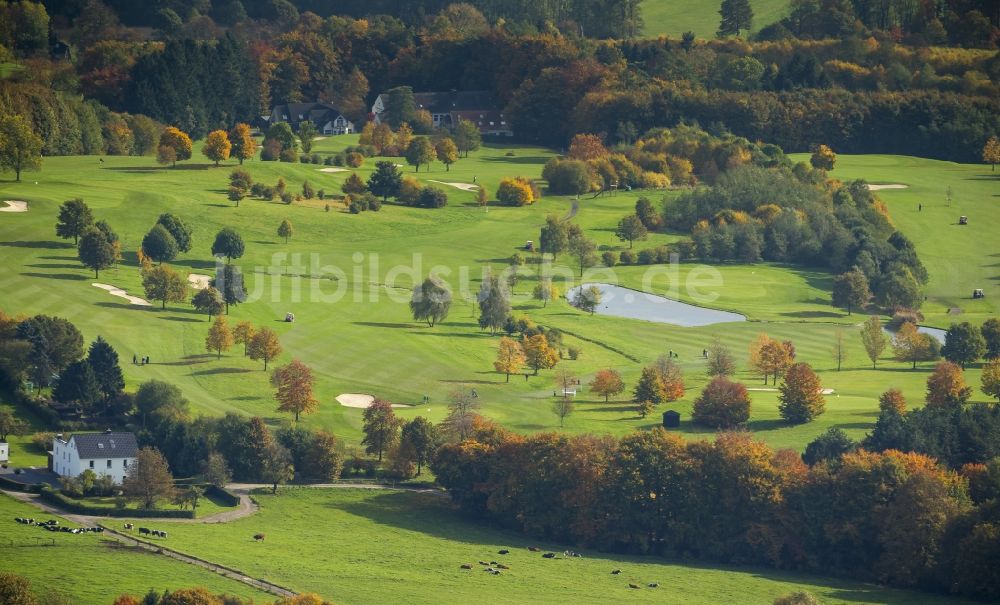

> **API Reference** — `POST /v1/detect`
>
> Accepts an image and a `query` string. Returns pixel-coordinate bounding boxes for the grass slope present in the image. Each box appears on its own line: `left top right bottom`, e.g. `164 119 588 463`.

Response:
642 0 789 39
0 493 270 604
0 140 995 459
149 487 978 605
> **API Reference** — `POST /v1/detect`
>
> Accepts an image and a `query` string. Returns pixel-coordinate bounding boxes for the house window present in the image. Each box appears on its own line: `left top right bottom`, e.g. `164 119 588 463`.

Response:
123 459 128 468
107 459 112 468
89 460 94 469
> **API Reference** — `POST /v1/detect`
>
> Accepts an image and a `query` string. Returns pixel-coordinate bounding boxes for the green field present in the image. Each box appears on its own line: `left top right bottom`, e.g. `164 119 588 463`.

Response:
131 487 978 605
642 0 789 39
0 493 270 604
0 140 996 462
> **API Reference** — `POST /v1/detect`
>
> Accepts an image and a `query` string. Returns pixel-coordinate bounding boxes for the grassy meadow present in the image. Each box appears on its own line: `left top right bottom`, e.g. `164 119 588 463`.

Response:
0 138 997 462
641 0 789 39
133 486 980 605
0 493 270 604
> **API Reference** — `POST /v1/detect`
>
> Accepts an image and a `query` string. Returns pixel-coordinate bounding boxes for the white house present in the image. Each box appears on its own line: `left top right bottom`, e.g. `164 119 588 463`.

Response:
268 101 355 135
372 90 513 136
52 430 138 484
0 441 8 464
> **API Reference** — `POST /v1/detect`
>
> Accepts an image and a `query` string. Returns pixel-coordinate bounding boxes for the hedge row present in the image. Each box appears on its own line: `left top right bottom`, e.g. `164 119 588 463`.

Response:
205 484 240 507
0 475 43 493
38 488 195 519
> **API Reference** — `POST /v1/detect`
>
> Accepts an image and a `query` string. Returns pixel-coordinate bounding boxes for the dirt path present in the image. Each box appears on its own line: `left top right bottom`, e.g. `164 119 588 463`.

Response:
562 199 579 221
1 489 259 524
225 482 446 496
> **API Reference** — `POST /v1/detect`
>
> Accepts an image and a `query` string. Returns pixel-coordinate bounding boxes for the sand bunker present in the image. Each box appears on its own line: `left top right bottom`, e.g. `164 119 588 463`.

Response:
336 393 409 409
188 274 211 290
428 180 480 192
92 283 152 306
867 184 908 191
317 167 347 173
0 200 27 212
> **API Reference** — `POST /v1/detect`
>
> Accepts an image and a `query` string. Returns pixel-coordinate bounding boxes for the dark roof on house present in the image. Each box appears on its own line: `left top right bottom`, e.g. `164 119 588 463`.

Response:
70 432 138 459
411 91 499 113
271 102 348 127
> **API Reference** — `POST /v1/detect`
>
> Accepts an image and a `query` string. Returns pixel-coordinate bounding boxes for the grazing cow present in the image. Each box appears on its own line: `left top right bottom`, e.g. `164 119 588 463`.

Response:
611 569 621 575
488 570 500 576
629 583 640 589
159 531 167 538
460 564 473 570
138 527 151 535
478 561 489 566
253 533 265 542
528 546 541 552
498 549 509 555
648 583 659 588
124 523 134 530
496 564 509 570
542 553 556 559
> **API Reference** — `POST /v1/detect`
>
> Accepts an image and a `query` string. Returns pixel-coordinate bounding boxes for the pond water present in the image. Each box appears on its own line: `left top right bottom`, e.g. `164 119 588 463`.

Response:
567 283 746 327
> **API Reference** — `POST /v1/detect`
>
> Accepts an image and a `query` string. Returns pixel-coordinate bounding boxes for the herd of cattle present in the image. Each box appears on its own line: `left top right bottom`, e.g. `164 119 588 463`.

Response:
13 517 104 535
122 522 168 538
460 546 660 588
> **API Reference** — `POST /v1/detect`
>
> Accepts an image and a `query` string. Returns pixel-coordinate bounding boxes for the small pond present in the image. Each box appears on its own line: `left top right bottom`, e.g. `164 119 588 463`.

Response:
567 283 746 327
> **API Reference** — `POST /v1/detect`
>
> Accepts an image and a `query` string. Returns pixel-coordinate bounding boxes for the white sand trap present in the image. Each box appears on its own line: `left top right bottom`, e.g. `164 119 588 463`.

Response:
317 167 347 173
336 393 409 409
428 180 480 192
867 184 908 191
92 283 152 306
188 274 211 290
0 200 27 212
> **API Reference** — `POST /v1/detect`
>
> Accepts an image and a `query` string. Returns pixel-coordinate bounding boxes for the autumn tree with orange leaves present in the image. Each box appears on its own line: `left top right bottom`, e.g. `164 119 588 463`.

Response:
273 359 319 421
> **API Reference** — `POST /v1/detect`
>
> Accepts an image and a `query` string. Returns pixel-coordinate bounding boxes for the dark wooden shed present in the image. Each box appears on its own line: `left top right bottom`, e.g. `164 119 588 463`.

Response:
662 410 680 428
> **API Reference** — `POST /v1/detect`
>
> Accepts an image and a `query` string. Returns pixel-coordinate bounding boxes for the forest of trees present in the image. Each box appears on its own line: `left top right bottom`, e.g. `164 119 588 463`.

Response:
0 1 995 160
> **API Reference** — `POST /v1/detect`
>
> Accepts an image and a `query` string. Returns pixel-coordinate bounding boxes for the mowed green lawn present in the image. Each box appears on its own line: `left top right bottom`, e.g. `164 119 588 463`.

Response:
147 487 978 605
0 140 994 458
642 0 789 38
0 493 270 604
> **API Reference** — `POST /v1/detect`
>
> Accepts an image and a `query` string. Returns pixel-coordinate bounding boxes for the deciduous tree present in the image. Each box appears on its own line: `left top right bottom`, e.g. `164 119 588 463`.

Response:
361 399 402 461
298 120 317 154
633 365 665 403
454 119 481 157
926 361 972 409
692 376 751 428
405 137 436 172
539 214 568 258
55 198 94 244
205 314 233 359
494 337 526 381
274 359 318 421
861 315 888 369
399 417 436 475
810 144 836 170
142 264 187 309
832 268 870 314
982 359 1000 402
893 322 937 368
77 228 115 278
199 451 231 487
567 133 608 160
879 388 907 414
141 224 179 264
192 286 225 320
278 219 294 243
229 122 257 164
477 271 510 335
212 264 246 313
523 333 558 375
590 368 625 401
122 447 175 509
942 322 986 369
718 0 753 36
982 318 1000 360
983 135 1000 171
572 284 602 314
248 327 282 370
615 214 648 248
778 362 825 423
707 336 736 376
435 137 458 171
233 321 255 355
410 274 452 326
0 114 42 181
201 129 231 166
532 278 559 307
156 213 193 253
158 126 192 167
211 227 244 262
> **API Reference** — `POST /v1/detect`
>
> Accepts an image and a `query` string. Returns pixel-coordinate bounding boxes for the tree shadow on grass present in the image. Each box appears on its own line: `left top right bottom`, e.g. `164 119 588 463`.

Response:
408 331 489 339
0 240 72 249
169 259 218 270
154 357 212 367
191 367 254 376
94 302 151 311
24 262 82 270
20 272 87 281
781 311 843 319
352 321 414 329
38 255 77 261
745 419 793 433
162 316 202 323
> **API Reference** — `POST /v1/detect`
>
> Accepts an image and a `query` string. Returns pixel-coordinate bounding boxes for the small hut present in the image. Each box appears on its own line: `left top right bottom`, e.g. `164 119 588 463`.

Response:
662 410 681 429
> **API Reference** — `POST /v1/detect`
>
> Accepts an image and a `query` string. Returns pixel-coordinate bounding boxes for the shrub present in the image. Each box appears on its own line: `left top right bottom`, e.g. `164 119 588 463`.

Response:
311 153 321 164
346 152 364 167
302 181 315 199
324 155 335 165
654 245 672 263
31 432 55 452
567 346 582 360
602 251 617 267
639 171 671 189
619 249 636 265
279 147 298 163
636 248 657 265
250 182 265 197
367 196 382 212
497 177 537 206
317 189 325 200
417 187 448 208
261 186 276 201
889 308 925 330
280 192 293 204
260 138 280 161
333 152 346 166
398 177 423 205
299 154 311 163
